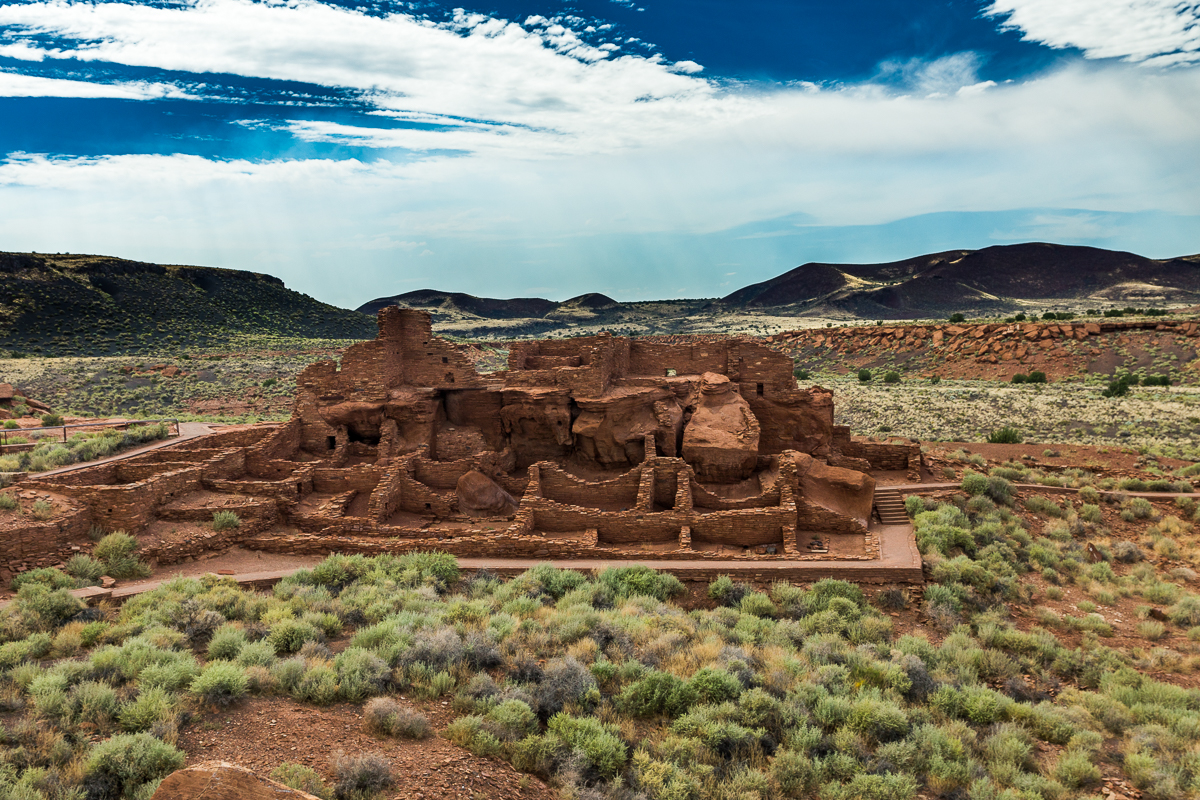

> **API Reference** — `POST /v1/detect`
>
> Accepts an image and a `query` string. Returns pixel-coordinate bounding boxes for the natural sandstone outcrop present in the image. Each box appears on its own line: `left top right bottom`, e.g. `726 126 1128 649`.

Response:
793 452 874 531
573 387 682 467
682 373 760 483
152 761 321 800
456 469 518 518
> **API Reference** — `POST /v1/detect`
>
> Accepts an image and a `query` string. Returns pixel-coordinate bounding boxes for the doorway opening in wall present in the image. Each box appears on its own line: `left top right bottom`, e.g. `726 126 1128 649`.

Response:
327 436 336 450
756 383 764 396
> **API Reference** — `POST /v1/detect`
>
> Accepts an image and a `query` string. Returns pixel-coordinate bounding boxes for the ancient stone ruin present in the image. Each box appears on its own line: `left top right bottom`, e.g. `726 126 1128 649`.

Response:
6 308 921 577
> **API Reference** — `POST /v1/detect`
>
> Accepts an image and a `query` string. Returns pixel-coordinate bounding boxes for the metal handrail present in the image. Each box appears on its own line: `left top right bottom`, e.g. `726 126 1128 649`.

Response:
0 418 180 446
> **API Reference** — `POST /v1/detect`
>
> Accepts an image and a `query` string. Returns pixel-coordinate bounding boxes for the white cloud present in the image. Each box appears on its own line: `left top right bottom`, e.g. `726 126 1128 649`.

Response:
986 0 1200 65
0 70 194 99
0 0 718 155
0 1 1196 303
875 52 988 96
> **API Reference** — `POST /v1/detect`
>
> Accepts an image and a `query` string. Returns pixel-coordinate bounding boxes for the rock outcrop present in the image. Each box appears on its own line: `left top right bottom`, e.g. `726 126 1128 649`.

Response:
456 469 518 518
152 761 321 800
682 373 760 483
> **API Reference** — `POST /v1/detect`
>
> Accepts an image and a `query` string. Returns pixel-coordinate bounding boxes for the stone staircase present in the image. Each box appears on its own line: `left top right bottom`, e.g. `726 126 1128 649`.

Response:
873 487 909 525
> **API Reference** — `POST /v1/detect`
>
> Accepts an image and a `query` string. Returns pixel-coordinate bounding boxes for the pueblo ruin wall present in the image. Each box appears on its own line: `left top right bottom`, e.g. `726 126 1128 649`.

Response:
10 308 920 576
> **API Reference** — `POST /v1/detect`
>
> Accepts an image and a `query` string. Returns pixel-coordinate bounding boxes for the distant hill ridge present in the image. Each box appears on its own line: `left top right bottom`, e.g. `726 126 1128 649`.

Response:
360 243 1200 335
0 252 375 356
3 243 1197 356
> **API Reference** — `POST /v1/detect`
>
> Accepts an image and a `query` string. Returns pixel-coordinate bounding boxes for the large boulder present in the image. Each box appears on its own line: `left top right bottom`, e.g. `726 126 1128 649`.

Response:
456 469 518 517
682 373 760 483
152 761 321 800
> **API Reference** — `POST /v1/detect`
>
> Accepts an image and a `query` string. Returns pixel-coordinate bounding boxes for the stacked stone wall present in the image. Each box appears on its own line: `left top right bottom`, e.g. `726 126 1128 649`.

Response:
536 463 641 509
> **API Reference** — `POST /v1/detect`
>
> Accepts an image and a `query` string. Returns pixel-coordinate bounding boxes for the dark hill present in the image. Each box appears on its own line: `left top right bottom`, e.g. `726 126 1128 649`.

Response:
0 252 375 356
560 293 618 310
721 243 1200 318
357 290 558 319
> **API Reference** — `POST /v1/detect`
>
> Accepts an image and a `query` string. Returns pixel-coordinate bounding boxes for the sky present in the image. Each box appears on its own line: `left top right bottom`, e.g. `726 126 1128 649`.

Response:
0 0 1198 308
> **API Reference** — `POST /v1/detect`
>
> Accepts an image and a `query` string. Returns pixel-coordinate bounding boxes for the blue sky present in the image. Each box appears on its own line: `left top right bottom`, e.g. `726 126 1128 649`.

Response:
0 0 1198 307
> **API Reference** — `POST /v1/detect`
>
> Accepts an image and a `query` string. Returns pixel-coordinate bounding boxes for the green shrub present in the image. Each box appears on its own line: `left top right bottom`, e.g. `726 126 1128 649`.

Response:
190 661 249 707
709 574 751 607
13 583 85 629
987 426 1022 444
1127 497 1155 519
546 713 628 779
1168 595 1200 627
86 733 185 797
332 752 393 800
597 565 684 601
739 592 777 618
207 624 248 661
11 567 75 591
857 369 872 382
31 499 53 520
335 647 390 702
961 470 988 496
0 494 17 510
847 697 909 742
295 664 341 705
1055 750 1101 788
1028 371 1047 383
819 772 918 800
40 413 64 426
619 670 696 717
65 554 106 584
70 679 121 730
687 667 743 704
1011 373 1027 384
271 763 331 799
1103 376 1132 397
93 531 151 579
119 687 176 732
363 697 431 739
212 510 241 531
268 619 325 654
883 371 900 384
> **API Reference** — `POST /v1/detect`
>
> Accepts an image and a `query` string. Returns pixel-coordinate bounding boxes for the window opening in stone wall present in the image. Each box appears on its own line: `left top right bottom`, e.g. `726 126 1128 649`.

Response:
442 356 448 363
425 503 431 510
327 436 336 450
757 383 764 396
665 368 677 377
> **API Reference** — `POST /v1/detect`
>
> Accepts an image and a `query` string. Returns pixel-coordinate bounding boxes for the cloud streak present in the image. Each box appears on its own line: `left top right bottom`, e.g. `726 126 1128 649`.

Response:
985 0 1200 65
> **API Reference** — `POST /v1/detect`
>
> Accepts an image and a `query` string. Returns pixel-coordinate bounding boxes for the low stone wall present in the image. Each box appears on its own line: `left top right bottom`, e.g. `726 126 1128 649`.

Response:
29 465 203 532
537 463 641 509
0 504 91 570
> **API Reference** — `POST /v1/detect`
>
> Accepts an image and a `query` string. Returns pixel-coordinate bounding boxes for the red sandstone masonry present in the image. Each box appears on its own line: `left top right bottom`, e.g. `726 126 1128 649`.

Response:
7 308 922 583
